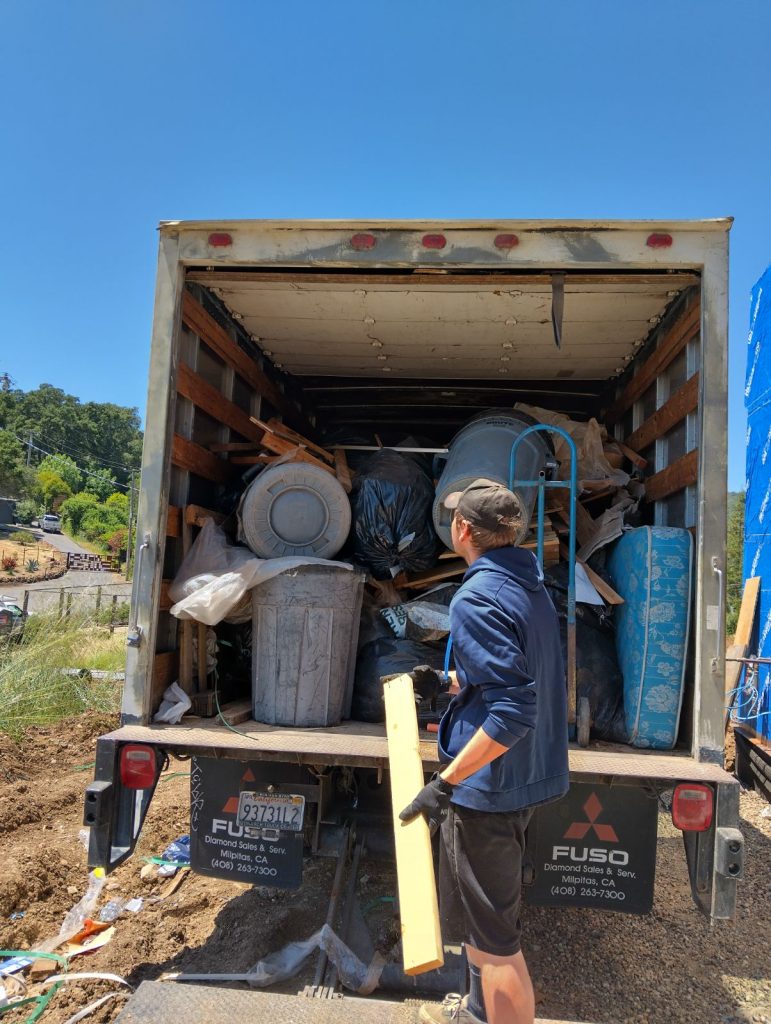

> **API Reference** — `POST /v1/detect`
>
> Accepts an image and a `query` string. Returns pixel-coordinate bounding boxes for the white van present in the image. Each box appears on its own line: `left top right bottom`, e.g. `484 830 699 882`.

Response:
40 513 61 533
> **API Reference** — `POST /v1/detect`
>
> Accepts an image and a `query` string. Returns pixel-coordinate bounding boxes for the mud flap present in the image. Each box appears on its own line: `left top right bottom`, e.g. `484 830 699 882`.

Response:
527 781 658 914
189 756 305 889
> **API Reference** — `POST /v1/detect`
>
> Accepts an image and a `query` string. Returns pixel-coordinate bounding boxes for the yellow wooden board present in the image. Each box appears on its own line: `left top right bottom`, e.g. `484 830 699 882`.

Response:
383 673 444 976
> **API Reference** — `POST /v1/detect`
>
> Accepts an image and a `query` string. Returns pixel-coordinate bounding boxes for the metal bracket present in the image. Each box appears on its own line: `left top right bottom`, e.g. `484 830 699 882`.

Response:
127 532 151 648
711 556 724 671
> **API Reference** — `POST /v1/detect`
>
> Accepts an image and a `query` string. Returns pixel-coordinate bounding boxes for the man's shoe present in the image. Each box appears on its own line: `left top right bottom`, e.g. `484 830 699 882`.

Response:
419 993 485 1024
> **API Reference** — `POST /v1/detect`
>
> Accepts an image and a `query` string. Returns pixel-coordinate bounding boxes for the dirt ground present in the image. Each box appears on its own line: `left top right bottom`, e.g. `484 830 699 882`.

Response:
0 715 769 1024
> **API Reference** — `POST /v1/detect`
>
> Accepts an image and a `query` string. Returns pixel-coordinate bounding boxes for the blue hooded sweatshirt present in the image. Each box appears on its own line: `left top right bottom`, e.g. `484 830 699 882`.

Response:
438 546 569 812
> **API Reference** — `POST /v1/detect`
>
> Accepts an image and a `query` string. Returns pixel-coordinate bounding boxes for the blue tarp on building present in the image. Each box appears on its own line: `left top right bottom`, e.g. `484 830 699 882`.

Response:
742 265 771 740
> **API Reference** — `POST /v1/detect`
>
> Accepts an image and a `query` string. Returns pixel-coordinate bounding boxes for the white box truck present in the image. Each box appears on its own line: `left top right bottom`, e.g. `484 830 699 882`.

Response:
85 220 742 948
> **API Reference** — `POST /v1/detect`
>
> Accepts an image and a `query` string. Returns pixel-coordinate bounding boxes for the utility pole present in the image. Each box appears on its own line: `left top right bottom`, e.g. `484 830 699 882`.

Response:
126 469 135 580
26 431 33 467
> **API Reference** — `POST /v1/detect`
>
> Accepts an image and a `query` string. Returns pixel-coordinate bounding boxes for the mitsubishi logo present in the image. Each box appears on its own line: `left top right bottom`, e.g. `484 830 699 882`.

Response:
563 792 619 842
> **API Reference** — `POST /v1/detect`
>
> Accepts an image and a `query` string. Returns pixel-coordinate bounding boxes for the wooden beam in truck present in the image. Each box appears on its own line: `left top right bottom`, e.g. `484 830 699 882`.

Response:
186 269 700 289
604 296 700 425
176 362 265 446
625 373 700 454
171 434 234 484
181 290 301 425
152 651 179 692
644 448 698 502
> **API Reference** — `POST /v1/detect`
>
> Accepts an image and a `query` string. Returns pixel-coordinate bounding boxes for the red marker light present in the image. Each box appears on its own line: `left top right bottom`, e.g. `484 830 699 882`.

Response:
494 233 519 250
120 744 158 790
351 233 376 251
646 233 673 249
672 783 714 832
422 234 447 250
208 232 233 247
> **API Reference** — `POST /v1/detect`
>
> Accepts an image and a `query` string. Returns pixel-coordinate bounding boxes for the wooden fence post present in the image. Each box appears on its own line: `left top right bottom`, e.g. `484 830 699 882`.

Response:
109 594 118 634
58 588 65 618
22 591 29 616
66 592 73 618
95 586 102 619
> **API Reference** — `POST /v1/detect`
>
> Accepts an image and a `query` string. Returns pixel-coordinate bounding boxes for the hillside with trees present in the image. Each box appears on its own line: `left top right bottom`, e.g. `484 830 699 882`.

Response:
0 381 143 564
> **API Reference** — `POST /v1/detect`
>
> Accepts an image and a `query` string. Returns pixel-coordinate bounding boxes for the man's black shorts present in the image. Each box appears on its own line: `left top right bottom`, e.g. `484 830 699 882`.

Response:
439 802 533 957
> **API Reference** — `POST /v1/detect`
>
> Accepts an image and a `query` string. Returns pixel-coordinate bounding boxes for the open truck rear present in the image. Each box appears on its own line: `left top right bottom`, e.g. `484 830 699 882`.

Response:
85 219 742 948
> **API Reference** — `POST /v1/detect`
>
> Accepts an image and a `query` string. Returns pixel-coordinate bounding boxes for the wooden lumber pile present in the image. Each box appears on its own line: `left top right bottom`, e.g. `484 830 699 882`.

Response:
210 417 353 493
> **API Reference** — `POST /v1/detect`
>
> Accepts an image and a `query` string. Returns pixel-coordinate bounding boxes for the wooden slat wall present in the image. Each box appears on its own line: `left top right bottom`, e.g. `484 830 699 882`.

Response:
159 580 173 613
181 291 290 418
152 651 179 691
171 434 234 484
627 373 699 454
644 449 699 503
176 363 265 446
166 506 182 538
605 296 700 426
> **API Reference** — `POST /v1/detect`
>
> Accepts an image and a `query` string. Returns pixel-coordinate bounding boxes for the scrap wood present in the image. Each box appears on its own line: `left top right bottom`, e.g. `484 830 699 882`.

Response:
617 440 648 471
554 547 624 605
383 674 444 975
248 418 336 475
725 576 761 731
158 867 190 900
208 442 262 453
265 417 335 464
401 560 467 590
333 448 353 494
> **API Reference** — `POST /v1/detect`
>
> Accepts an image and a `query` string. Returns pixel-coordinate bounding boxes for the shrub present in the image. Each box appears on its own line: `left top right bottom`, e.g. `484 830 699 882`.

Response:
26 558 39 572
105 528 128 556
11 530 36 546
2 555 18 574
60 492 99 535
15 499 38 524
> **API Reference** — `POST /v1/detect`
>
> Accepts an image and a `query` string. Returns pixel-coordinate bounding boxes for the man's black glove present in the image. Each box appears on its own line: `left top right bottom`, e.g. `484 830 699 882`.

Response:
410 665 451 705
399 774 454 835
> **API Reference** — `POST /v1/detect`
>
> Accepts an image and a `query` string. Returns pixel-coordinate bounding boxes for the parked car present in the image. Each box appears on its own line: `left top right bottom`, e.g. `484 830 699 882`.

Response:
40 514 61 533
0 596 26 639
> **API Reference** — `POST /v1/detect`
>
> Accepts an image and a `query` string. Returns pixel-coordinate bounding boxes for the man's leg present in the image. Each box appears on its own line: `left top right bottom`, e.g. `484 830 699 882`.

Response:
466 944 534 1024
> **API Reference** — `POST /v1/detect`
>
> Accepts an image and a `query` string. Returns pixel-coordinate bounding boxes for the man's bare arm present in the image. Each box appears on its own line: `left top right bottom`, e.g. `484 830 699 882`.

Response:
439 727 508 786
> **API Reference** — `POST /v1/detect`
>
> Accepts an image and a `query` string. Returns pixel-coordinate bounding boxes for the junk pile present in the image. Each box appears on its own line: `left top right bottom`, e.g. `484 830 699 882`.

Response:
162 404 691 750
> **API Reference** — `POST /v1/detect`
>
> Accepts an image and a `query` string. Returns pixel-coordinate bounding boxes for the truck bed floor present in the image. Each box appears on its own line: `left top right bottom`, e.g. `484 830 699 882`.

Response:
106 717 734 782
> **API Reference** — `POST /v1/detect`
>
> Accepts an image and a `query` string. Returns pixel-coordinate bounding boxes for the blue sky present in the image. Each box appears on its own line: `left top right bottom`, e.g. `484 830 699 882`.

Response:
2 1 769 490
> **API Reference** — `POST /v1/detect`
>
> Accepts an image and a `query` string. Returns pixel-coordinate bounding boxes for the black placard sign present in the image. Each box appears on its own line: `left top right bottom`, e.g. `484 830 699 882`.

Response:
527 782 658 914
190 756 304 889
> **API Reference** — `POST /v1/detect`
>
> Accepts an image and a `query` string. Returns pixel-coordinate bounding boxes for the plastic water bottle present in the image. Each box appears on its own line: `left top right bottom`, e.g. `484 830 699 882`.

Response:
40 868 106 950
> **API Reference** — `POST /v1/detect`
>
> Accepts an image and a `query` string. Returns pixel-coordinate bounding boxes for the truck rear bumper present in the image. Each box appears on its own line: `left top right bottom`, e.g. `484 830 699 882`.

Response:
103 717 736 784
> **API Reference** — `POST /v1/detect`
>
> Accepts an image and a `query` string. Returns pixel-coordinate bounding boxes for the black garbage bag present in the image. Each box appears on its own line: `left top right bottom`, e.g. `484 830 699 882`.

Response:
544 562 627 743
350 449 438 579
352 636 450 723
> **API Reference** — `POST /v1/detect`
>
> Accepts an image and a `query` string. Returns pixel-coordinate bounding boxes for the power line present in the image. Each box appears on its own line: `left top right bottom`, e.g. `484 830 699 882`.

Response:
15 437 137 493
32 431 134 473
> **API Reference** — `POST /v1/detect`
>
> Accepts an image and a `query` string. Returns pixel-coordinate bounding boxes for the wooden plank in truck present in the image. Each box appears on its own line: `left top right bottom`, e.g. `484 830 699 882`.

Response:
644 448 698 502
171 434 234 484
176 363 265 446
626 372 700 454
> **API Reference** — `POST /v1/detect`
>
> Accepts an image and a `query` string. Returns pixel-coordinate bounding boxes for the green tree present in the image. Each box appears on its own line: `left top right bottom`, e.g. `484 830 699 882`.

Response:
0 384 143 487
84 467 117 502
726 491 745 637
0 430 27 496
59 492 99 534
105 491 129 519
36 470 72 511
37 453 82 494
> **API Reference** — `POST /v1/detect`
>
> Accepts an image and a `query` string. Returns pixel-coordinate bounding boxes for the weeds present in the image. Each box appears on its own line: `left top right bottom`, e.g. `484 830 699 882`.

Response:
0 611 125 738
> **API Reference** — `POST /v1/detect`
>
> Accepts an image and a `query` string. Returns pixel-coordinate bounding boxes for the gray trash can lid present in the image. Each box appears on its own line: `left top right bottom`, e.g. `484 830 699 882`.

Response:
240 463 351 559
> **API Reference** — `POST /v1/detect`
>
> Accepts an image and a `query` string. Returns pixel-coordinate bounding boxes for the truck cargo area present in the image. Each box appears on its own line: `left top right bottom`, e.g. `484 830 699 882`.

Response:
139 250 712 760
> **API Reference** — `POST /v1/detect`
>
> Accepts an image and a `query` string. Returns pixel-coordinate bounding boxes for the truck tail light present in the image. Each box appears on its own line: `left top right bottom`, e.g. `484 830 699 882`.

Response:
208 232 233 247
120 744 158 790
672 783 714 831
422 233 447 249
646 232 673 248
494 233 519 250
351 232 376 251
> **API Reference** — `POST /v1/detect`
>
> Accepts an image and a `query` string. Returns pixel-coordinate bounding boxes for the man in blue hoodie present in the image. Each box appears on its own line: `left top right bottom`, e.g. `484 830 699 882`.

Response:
400 479 569 1024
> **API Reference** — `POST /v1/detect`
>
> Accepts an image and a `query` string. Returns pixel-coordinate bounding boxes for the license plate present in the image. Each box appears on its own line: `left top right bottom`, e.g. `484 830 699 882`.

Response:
237 791 305 832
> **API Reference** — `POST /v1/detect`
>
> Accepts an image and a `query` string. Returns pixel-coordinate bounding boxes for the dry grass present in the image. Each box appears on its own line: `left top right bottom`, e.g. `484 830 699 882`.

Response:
0 611 125 737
